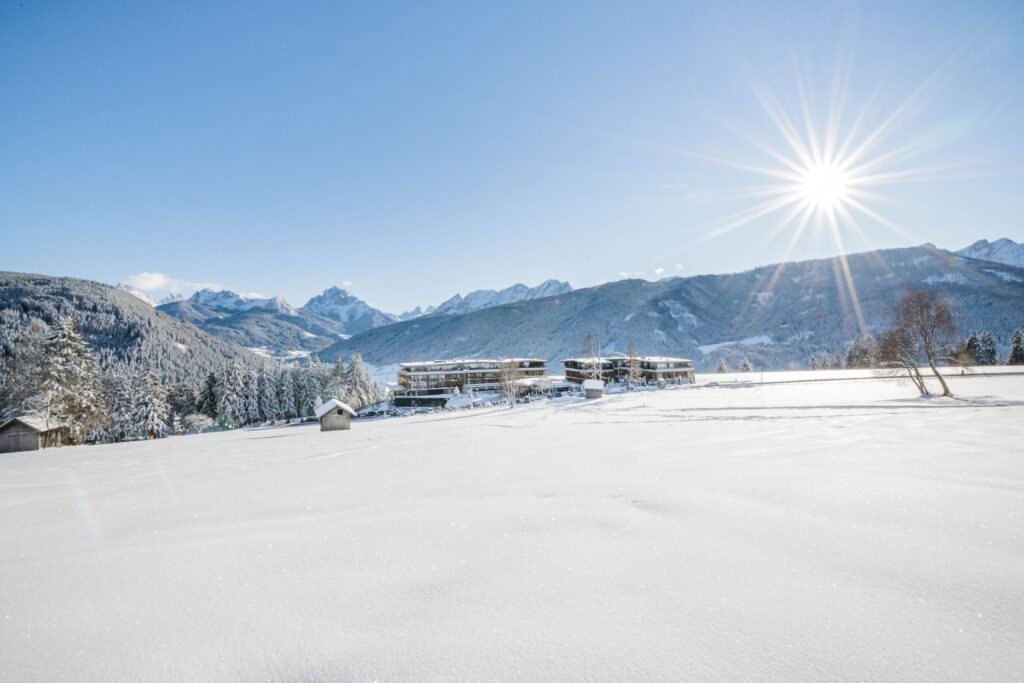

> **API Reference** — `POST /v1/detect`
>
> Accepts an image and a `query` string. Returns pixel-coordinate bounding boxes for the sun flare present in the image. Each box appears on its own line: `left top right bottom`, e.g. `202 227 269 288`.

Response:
798 162 850 211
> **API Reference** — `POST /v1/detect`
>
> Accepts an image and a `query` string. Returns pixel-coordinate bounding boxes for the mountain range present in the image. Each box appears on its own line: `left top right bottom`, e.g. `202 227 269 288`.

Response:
5 238 1022 385
315 242 1024 372
148 280 576 357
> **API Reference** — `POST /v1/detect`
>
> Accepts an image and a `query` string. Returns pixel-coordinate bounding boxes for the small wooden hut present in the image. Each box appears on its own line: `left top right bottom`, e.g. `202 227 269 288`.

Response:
315 399 358 431
582 379 605 399
0 416 67 453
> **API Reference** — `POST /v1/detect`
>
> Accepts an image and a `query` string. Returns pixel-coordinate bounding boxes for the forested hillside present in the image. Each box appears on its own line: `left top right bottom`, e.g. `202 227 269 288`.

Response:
0 272 260 386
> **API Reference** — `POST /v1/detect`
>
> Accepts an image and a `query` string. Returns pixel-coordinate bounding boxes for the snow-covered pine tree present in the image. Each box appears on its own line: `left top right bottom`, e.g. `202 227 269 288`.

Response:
306 356 329 404
832 353 843 369
344 353 379 408
844 333 878 368
1009 329 1024 365
198 371 219 418
277 363 296 420
242 369 260 425
0 317 50 420
716 358 728 373
291 365 309 418
256 362 278 422
95 368 134 442
133 365 171 438
809 355 819 370
216 362 246 429
964 331 981 366
30 317 106 444
978 331 998 365
739 357 752 372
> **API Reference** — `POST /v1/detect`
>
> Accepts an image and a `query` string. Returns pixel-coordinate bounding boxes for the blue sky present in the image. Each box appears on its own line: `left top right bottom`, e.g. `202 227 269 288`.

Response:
2 1 1022 313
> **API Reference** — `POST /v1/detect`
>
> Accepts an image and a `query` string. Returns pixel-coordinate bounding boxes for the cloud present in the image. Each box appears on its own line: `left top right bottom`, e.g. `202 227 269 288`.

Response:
342 280 354 287
654 267 666 277
675 263 684 271
122 272 224 295
618 270 647 279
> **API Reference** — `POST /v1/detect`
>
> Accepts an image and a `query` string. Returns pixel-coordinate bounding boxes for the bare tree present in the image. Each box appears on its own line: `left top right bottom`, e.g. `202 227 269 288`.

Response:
893 290 956 396
879 291 956 396
626 341 642 389
877 328 928 395
583 334 602 381
499 359 522 408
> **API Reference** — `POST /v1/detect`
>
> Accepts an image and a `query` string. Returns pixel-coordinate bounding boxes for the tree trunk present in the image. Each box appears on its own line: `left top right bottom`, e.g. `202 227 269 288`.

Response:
926 357 951 396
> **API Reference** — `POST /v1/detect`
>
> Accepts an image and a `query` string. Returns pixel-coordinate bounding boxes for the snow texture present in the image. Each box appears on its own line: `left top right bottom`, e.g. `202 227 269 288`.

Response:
2 371 1023 680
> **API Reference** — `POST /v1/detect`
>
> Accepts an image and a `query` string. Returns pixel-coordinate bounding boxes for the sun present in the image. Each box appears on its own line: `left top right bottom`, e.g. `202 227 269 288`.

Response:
798 161 850 211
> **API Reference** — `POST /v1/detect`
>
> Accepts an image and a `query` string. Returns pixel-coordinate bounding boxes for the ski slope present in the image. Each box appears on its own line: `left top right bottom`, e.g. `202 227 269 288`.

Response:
2 372 1023 680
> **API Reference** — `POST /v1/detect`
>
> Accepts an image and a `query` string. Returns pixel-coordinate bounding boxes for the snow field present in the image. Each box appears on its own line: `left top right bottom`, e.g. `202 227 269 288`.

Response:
1 372 1023 680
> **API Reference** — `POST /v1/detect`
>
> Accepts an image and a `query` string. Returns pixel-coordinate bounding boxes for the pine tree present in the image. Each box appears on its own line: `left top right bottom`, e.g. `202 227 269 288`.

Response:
291 365 308 417
241 369 260 425
739 357 752 372
97 369 134 442
716 358 729 373
832 352 843 369
277 364 296 420
216 362 246 429
31 317 106 444
257 362 278 422
809 355 819 370
1008 329 1024 365
306 356 327 404
198 372 219 418
343 353 379 408
134 366 170 438
845 333 878 368
978 331 998 365
0 317 50 420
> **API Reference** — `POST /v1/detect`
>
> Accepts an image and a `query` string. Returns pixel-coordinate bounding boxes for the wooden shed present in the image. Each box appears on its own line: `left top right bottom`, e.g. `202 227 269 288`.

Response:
0 416 67 454
582 379 605 399
315 399 358 431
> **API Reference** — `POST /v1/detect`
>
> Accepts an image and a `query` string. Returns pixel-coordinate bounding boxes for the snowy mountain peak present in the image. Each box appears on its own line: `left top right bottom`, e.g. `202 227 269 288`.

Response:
398 304 437 321
957 238 1024 268
116 283 158 306
301 286 399 330
432 280 573 316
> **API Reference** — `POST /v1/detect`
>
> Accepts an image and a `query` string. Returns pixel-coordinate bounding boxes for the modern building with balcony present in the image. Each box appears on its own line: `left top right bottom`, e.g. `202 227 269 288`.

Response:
562 356 694 386
394 358 548 407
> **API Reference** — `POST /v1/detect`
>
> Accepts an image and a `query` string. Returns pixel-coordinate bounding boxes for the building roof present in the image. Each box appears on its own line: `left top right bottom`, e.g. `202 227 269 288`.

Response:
562 355 693 364
399 358 545 368
582 379 605 390
0 415 66 433
315 399 357 419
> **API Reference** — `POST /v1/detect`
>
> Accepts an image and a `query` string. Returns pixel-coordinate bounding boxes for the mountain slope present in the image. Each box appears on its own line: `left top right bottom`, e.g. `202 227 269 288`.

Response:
957 238 1024 268
430 279 573 316
317 245 1024 371
0 272 260 386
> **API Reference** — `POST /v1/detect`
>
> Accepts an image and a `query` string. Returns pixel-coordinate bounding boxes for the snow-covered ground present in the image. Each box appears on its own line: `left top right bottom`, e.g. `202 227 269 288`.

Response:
2 372 1023 680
